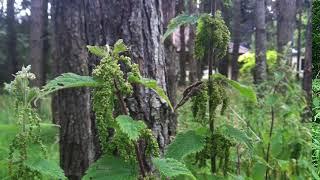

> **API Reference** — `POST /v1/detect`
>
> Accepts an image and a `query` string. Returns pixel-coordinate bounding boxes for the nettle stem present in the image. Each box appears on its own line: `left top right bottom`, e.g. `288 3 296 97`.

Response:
209 0 217 174
113 79 146 178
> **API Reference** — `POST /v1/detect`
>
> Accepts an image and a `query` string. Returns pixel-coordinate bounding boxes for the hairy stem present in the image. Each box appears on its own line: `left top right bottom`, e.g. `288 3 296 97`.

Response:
113 79 146 178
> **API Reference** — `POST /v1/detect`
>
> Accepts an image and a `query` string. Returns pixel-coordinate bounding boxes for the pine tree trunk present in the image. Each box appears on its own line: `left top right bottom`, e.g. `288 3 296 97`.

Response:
303 4 312 103
231 0 241 80
187 0 197 83
254 0 267 84
6 0 18 77
30 0 45 86
277 0 296 61
51 1 95 179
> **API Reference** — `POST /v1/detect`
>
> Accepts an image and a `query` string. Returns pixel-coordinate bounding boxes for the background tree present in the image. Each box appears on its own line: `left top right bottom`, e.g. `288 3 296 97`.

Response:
6 0 18 78
231 0 241 80
51 0 95 179
254 0 267 83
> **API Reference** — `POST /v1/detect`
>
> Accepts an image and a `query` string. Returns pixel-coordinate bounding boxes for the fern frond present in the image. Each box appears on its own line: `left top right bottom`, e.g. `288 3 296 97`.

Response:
83 155 138 180
165 130 206 161
116 115 146 141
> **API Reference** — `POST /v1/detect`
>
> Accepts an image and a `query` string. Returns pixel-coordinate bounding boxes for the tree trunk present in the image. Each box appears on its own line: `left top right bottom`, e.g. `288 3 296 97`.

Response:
187 0 197 83
254 0 267 84
303 3 312 103
277 0 296 61
231 0 241 81
178 0 187 86
30 0 45 86
6 0 18 77
51 1 95 179
162 0 178 105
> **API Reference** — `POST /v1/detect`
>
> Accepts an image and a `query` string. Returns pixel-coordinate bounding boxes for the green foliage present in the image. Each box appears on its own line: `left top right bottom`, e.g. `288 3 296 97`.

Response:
39 73 99 98
165 129 206 161
162 13 200 41
3 66 64 179
128 75 174 111
152 158 196 179
195 12 230 60
313 0 320 78
238 50 278 75
83 155 138 180
223 76 257 103
220 124 253 149
116 115 147 141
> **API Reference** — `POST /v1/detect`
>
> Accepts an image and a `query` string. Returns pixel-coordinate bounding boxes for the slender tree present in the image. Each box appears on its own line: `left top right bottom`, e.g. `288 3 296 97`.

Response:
231 0 241 80
6 0 18 77
276 0 296 60
30 0 45 86
51 0 95 179
303 2 312 102
254 0 267 84
187 0 197 83
178 0 187 86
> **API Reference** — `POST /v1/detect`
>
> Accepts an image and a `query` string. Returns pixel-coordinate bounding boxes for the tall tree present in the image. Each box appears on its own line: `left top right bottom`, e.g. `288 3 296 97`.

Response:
187 0 197 83
276 0 296 60
6 0 18 77
51 0 95 179
178 0 187 86
30 0 45 86
303 2 312 101
254 0 267 83
231 0 241 80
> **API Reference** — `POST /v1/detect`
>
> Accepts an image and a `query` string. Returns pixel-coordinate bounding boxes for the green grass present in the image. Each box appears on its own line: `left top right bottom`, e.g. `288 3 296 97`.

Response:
0 95 60 178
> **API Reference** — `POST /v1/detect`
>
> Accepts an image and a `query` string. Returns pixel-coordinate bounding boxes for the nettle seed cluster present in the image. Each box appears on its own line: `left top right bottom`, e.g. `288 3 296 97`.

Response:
91 40 159 161
4 66 47 178
191 76 232 173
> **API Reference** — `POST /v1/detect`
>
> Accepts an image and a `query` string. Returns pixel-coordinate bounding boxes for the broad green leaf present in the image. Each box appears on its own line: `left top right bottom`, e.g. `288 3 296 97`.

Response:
83 155 138 180
152 158 195 180
221 124 253 149
24 158 66 179
252 163 267 180
40 73 100 98
128 75 174 111
87 45 109 58
163 14 201 41
165 130 206 161
225 79 257 103
116 115 146 141
113 39 128 54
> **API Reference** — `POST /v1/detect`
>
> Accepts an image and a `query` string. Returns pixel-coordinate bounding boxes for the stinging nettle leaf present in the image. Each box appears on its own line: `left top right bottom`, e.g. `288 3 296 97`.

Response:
83 155 138 180
87 45 109 58
116 115 147 141
225 79 257 103
162 13 201 41
221 124 253 149
152 158 196 180
39 73 100 98
24 158 66 179
165 130 206 161
128 75 174 111
113 39 128 55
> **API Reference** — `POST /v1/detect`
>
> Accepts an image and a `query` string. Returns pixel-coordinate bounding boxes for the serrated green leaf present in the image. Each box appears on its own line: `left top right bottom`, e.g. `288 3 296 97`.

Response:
163 14 201 41
165 130 206 161
128 75 174 111
83 155 138 180
152 158 195 180
116 115 146 141
225 79 257 103
24 158 66 179
113 39 128 54
39 73 100 98
87 45 109 58
221 124 253 149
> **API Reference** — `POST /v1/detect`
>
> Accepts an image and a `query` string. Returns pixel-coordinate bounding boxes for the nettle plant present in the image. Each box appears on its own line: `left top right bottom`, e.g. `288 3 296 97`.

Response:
4 66 65 179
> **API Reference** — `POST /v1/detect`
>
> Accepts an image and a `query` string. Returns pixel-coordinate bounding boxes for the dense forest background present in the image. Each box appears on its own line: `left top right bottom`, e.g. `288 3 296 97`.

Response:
0 0 316 179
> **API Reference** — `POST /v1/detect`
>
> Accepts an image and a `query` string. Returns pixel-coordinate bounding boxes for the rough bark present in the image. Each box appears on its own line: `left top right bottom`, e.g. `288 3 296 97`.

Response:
254 0 267 84
51 0 94 179
276 0 296 60
6 0 18 77
187 0 197 83
231 0 241 80
303 4 312 102
178 0 187 86
30 0 45 86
